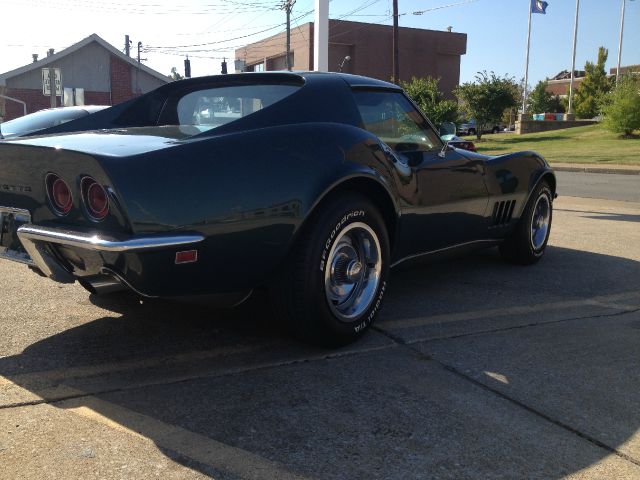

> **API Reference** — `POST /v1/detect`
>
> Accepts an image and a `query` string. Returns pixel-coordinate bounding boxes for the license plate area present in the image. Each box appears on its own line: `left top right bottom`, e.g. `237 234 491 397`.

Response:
0 206 34 265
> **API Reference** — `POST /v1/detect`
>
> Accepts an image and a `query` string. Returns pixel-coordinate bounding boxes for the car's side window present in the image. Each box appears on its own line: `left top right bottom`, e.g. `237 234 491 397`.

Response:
352 90 440 153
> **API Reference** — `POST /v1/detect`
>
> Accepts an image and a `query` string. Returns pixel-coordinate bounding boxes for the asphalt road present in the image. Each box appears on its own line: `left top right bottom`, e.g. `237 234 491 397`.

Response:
1 193 640 479
556 171 640 203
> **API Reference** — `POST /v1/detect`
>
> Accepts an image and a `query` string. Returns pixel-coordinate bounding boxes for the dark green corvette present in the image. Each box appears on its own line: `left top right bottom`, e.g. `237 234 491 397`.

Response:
0 72 555 345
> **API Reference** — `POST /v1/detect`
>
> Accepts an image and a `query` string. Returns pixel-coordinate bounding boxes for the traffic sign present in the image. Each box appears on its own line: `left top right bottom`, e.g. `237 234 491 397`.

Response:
42 68 61 96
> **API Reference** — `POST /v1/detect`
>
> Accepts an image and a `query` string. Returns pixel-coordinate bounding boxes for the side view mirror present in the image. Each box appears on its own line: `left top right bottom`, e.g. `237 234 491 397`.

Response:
439 122 457 136
438 140 451 158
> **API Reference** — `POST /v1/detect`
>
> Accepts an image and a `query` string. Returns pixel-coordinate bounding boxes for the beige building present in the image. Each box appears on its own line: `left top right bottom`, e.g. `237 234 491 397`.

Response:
0 34 168 121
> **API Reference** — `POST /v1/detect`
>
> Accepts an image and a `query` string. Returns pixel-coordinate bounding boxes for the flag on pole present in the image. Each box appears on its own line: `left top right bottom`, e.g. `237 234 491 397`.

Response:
531 0 549 14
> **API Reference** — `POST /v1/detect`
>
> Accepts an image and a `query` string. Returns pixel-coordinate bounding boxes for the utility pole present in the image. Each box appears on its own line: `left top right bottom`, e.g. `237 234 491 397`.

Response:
392 0 399 83
136 41 142 94
314 0 328 71
125 35 130 56
281 0 296 71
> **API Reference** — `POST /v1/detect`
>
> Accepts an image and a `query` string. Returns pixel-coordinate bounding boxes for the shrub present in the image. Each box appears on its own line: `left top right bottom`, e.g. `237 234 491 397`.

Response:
528 80 564 114
400 76 458 127
573 47 612 119
602 75 640 137
455 71 518 140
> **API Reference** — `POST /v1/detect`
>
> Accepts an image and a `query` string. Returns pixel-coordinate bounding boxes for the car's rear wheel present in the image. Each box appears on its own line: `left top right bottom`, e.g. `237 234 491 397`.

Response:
271 192 390 346
499 180 553 265
468 128 476 136
492 126 500 134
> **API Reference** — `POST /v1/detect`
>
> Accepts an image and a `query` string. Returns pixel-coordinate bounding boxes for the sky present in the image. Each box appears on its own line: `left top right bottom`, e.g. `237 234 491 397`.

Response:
1 0 638 87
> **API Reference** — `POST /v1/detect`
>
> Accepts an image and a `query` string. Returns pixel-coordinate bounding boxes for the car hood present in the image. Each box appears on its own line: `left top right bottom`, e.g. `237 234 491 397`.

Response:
454 148 491 161
1 126 202 157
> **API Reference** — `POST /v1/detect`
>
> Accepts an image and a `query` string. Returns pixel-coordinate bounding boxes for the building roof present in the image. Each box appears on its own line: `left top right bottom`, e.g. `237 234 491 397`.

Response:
0 33 168 87
550 70 585 81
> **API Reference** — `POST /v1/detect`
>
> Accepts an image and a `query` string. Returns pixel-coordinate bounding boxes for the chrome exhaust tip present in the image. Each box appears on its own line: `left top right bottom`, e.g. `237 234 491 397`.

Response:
79 274 125 295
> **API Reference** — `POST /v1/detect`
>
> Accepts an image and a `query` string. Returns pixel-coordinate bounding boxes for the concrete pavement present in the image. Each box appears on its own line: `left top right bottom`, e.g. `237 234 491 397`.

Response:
1 195 639 479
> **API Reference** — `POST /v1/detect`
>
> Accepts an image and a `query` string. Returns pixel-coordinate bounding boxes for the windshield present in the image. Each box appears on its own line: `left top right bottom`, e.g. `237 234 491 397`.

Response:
0 108 91 138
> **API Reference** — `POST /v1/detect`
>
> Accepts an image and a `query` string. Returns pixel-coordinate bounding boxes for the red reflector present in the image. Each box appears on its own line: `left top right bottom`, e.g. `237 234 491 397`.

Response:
175 250 198 264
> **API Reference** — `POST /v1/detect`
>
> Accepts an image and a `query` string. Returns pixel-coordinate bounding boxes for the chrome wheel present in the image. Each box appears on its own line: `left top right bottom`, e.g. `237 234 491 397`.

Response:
324 222 382 321
530 193 551 251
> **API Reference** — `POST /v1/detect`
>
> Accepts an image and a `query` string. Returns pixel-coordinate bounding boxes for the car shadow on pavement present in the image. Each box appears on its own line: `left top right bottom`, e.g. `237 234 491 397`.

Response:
555 208 640 224
582 213 640 223
1 246 640 478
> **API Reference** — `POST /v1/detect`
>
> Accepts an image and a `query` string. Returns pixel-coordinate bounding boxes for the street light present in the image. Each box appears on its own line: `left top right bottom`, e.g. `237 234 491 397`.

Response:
338 56 351 72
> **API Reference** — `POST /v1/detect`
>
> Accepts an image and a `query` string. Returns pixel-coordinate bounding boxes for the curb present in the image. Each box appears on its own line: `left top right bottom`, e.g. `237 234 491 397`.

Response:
551 165 640 176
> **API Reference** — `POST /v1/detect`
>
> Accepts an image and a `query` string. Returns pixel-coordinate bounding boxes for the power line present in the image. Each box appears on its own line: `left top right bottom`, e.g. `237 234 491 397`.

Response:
144 7 315 51
9 0 283 15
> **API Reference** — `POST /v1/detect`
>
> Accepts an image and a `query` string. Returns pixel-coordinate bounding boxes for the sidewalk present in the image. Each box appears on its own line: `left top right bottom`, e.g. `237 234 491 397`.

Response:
551 162 640 175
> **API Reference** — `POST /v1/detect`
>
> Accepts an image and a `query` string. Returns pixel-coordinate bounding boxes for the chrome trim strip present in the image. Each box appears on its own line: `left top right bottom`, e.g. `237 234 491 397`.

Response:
17 225 205 253
391 239 501 268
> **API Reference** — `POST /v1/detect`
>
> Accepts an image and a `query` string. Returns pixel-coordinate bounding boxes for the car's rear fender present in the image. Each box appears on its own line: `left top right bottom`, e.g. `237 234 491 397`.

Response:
92 123 399 294
0 142 131 233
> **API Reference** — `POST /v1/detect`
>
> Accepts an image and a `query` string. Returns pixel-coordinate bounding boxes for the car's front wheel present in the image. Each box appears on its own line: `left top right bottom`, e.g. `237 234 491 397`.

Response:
271 192 390 346
499 180 553 265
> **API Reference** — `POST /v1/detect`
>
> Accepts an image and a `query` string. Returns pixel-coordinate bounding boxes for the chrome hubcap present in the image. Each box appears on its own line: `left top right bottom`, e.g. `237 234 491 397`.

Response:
531 194 551 251
324 222 382 321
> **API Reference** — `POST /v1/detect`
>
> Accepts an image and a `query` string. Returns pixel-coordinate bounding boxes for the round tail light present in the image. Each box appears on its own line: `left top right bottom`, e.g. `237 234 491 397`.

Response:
46 174 72 215
81 177 109 220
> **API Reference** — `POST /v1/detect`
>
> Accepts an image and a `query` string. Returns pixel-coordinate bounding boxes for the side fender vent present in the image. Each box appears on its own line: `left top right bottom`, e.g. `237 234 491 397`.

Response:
492 200 516 226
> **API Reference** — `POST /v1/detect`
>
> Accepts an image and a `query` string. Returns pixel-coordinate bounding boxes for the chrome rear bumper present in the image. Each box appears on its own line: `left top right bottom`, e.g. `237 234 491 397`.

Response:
16 224 205 283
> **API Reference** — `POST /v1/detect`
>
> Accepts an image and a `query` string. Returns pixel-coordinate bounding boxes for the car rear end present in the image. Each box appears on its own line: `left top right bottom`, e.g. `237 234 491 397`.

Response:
0 137 203 297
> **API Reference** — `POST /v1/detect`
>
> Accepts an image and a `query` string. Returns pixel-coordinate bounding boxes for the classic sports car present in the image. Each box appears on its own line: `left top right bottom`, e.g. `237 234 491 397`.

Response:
0 72 555 345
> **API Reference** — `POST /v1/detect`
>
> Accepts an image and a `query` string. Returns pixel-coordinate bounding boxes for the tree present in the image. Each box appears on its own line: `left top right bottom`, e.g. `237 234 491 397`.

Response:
170 67 184 81
400 76 458 127
602 75 640 137
454 71 518 139
527 80 564 114
573 47 612 119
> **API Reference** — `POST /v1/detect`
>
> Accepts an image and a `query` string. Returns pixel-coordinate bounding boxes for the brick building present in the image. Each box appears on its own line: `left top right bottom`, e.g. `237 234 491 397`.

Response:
235 20 467 98
0 34 168 121
545 64 639 97
545 70 585 97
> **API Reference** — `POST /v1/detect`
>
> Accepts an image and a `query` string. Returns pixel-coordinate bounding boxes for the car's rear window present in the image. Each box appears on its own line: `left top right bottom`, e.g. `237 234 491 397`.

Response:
176 84 300 132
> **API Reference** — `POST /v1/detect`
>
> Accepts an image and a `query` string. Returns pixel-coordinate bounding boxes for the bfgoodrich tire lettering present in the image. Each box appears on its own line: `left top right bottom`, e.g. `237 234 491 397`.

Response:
499 180 553 265
271 192 390 346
